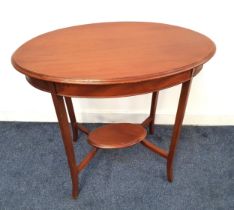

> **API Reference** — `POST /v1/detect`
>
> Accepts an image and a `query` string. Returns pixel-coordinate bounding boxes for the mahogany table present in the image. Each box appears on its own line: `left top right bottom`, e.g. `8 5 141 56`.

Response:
11 22 215 199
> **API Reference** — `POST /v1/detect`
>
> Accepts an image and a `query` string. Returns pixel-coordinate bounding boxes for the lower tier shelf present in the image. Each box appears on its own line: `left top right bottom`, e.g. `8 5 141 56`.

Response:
88 123 147 149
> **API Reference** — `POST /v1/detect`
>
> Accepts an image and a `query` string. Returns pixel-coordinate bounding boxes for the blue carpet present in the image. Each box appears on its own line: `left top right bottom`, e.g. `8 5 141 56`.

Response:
0 122 233 210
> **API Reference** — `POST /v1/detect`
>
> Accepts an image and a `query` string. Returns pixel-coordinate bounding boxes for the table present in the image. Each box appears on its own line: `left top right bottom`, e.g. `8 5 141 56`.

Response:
11 22 215 199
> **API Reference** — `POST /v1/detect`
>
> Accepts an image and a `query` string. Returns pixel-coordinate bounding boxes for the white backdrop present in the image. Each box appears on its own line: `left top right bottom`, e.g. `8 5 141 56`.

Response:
0 0 233 125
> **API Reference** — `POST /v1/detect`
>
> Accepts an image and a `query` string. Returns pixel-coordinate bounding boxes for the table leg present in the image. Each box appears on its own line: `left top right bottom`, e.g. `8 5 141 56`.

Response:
65 97 90 137
64 97 78 142
141 91 159 133
51 94 79 198
167 79 192 182
149 92 159 134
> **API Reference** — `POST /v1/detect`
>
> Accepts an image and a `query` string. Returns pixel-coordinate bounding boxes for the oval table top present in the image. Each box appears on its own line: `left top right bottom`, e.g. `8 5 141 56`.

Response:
12 22 215 85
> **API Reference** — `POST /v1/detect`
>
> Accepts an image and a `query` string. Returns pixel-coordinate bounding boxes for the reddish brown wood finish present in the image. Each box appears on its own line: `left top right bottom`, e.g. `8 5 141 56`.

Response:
52 92 98 199
88 123 147 149
76 148 98 173
25 66 201 98
149 92 159 134
11 22 216 199
51 92 78 198
64 97 78 142
167 78 193 182
141 116 152 127
77 124 89 135
12 22 215 85
141 139 168 159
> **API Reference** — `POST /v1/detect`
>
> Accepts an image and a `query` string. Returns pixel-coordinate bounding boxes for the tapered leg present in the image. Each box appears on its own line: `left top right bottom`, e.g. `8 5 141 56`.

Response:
149 92 159 134
51 94 79 198
167 79 192 182
65 97 78 142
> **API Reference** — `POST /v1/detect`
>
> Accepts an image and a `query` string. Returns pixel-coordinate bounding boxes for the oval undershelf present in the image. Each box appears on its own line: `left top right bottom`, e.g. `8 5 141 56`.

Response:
88 123 147 149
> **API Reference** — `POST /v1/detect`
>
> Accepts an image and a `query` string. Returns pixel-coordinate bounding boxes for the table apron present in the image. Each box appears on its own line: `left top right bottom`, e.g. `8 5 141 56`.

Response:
26 65 202 98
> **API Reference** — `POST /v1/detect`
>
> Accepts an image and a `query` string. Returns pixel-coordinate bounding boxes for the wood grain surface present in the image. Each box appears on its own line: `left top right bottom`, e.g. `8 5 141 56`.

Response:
12 22 215 85
88 123 147 149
